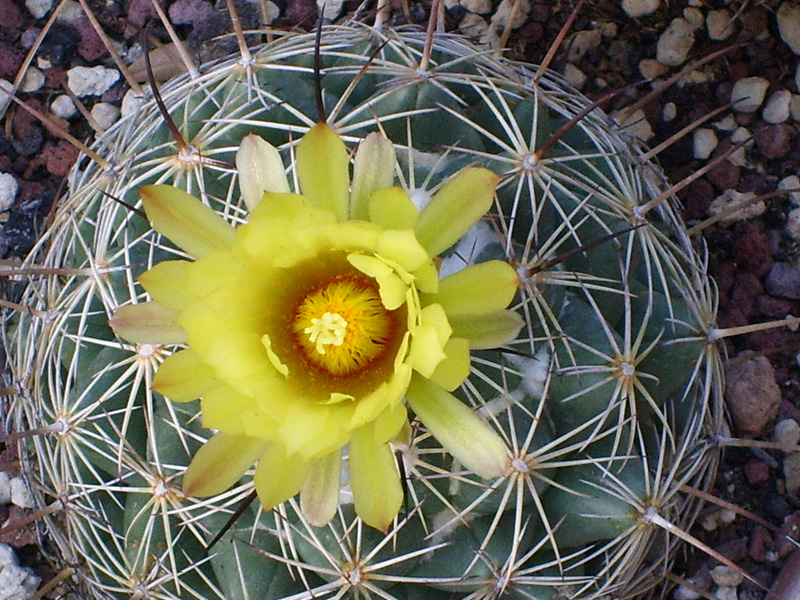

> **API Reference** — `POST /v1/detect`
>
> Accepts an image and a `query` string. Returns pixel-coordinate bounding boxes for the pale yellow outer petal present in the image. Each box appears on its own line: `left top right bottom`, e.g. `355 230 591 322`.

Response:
368 187 419 230
347 254 408 310
296 122 350 221
349 423 403 532
409 304 452 378
300 449 342 527
151 348 215 402
429 260 519 316
428 337 471 391
254 443 311 511
200 384 271 437
406 375 509 479
138 260 192 312
376 229 430 273
351 132 397 221
414 168 499 256
109 302 187 345
448 310 524 349
349 363 412 430
140 185 235 258
236 133 290 210
182 432 268 497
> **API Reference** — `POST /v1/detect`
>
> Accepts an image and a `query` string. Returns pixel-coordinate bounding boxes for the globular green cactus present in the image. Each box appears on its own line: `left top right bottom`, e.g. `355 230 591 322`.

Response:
4 25 724 600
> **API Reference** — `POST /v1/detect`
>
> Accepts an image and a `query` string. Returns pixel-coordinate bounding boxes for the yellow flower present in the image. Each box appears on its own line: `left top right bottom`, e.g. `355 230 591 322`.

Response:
111 123 522 531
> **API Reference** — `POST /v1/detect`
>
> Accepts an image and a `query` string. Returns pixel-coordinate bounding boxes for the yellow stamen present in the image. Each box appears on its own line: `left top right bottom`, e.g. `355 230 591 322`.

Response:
291 273 398 377
305 312 348 354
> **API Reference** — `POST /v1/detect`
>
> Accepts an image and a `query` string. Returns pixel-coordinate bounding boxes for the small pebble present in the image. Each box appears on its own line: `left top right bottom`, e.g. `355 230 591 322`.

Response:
25 0 51 18
566 28 602 63
562 63 587 90
0 172 18 212
763 89 792 124
67 65 120 97
91 101 120 131
778 1 800 55
744 460 770 485
776 419 800 447
19 67 44 93
673 584 701 600
0 79 13 115
713 586 737 600
0 472 10 504
53 0 82 23
482 0 531 48
612 107 654 142
710 565 745 587
459 0 491 13
0 543 41 600
779 175 800 206
708 190 765 225
316 0 344 21
785 452 800 496
656 17 697 67
458 13 488 38
714 115 738 131
621 0 659 19
50 94 77 119
693 128 718 159
791 94 800 121
662 102 677 121
725 356 781 438
787 208 800 241
639 58 668 81
707 8 735 40
683 7 704 29
9 478 33 509
730 76 769 112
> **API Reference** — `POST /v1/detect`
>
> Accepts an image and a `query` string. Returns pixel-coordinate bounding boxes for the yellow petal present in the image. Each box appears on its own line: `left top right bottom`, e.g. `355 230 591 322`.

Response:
414 168 499 256
448 310 524 349
140 185 235 258
351 132 397 220
152 348 214 402
368 187 418 230
301 449 342 527
254 442 311 511
200 384 264 436
428 337 471 391
428 260 519 316
296 122 350 221
370 401 408 446
109 302 187 345
138 260 192 312
261 334 289 377
350 363 412 430
376 229 429 273
347 254 408 310
236 133 290 210
409 304 452 378
406 375 509 479
182 432 268 497
349 423 403 532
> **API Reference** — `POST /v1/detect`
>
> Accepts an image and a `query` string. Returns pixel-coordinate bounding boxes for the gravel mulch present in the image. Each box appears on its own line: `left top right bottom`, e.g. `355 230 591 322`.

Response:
2 0 800 598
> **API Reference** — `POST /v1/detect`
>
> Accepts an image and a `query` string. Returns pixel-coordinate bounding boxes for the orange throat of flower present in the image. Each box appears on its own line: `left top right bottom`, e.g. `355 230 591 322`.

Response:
290 273 401 379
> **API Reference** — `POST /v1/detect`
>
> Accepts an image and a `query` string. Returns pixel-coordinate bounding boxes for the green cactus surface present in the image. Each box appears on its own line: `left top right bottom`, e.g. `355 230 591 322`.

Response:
4 25 724 600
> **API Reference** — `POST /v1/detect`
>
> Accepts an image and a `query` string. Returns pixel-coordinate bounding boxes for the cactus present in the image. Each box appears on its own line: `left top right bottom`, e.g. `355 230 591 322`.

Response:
3 25 724 600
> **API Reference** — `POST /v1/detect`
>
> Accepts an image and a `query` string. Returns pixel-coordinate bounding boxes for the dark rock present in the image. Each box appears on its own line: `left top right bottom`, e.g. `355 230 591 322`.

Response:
731 272 764 318
0 41 24 79
725 355 781 437
41 142 80 177
757 295 798 318
37 25 79 67
75 18 107 62
747 525 773 562
169 0 214 25
765 262 800 299
744 459 770 485
0 0 23 31
756 124 795 160
732 227 772 278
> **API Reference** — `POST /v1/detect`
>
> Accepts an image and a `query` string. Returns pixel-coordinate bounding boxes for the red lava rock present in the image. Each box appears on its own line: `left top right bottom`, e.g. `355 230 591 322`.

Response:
739 7 769 41
757 295 799 318
41 141 80 177
725 355 781 437
744 459 770 485
715 537 749 564
0 506 37 547
706 147 741 190
75 18 108 62
168 0 213 25
0 0 23 30
283 0 316 27
756 124 795 160
731 272 764 318
684 178 715 220
777 512 800 557
748 525 773 562
0 41 25 79
732 227 773 278
125 0 163 37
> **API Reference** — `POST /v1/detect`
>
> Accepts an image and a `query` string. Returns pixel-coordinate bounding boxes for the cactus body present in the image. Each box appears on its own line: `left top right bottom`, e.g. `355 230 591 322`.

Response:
4 26 723 600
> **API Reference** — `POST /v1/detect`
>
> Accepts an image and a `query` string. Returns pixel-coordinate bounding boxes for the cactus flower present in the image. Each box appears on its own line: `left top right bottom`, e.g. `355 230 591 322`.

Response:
110 123 521 531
